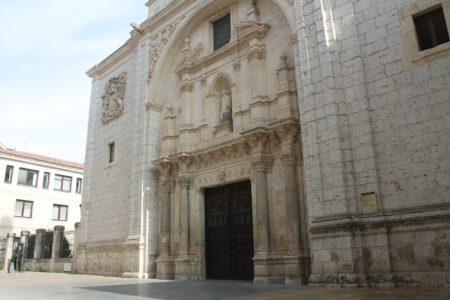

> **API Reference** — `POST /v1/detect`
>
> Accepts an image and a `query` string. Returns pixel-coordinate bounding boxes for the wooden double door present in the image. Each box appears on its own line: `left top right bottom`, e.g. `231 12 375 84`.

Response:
205 180 254 280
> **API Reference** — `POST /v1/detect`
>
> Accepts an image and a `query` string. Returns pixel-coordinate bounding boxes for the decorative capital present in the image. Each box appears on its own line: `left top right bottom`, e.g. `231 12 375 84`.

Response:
178 175 191 189
160 180 172 193
280 152 297 166
251 155 273 173
246 132 269 154
180 80 193 93
158 158 173 180
177 152 192 173
276 121 300 150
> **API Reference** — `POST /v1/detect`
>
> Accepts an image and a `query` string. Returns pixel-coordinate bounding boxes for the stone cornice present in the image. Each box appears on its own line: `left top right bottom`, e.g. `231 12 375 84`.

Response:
310 202 450 234
154 118 300 171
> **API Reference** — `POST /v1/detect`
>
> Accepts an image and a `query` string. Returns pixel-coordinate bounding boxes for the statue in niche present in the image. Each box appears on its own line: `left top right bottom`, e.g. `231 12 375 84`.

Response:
218 91 232 122
215 78 232 123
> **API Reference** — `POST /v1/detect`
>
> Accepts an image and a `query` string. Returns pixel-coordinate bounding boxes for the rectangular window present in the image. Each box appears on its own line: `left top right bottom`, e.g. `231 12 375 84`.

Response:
108 142 115 163
76 178 82 194
4 165 13 183
52 204 68 221
17 168 38 187
42 172 50 189
54 174 72 192
213 13 231 51
15 200 33 218
414 6 450 51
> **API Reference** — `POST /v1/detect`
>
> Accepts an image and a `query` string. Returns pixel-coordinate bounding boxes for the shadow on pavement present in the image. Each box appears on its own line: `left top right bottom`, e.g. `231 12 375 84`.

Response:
81 280 296 300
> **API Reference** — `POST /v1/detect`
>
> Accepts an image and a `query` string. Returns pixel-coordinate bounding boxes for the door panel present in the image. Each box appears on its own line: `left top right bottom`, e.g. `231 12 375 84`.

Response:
205 181 254 280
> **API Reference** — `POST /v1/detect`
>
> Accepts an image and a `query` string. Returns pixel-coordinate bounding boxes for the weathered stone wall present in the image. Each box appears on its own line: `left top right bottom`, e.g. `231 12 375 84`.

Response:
78 32 151 276
293 0 450 286
79 0 450 285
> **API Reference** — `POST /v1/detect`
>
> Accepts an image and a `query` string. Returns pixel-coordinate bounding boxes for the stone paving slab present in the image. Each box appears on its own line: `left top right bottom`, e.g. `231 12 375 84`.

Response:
0 272 449 300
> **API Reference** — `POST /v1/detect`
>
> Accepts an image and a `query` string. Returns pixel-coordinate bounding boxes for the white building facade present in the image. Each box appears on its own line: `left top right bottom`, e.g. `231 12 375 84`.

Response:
0 146 83 246
78 0 450 286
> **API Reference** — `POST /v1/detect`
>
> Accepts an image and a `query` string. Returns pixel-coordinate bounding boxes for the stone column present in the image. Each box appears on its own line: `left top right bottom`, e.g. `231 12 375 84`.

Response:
156 160 174 279
251 157 270 254
160 180 172 257
174 153 192 280
178 175 190 256
248 132 273 283
34 229 46 259
72 222 80 273
51 226 65 259
3 233 16 271
277 122 303 283
20 231 30 260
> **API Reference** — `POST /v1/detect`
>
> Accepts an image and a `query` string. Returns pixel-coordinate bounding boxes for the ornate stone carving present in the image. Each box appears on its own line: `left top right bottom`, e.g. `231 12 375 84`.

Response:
101 73 127 124
250 155 273 173
178 175 191 189
148 17 185 80
247 132 270 154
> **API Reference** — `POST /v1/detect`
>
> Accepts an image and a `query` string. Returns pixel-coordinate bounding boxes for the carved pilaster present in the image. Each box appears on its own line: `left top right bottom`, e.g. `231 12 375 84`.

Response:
158 159 173 257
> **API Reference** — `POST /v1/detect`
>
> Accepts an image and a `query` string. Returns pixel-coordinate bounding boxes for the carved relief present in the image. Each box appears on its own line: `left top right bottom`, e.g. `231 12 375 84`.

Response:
101 73 127 124
148 17 185 80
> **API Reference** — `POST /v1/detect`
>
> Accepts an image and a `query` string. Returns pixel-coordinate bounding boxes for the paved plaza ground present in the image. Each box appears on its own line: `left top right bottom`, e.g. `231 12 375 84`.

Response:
0 272 449 300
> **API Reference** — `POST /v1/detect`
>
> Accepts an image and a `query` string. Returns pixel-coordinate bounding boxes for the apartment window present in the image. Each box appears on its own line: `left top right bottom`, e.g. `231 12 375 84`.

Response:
213 13 231 51
108 142 115 163
4 165 13 183
414 6 450 51
76 178 82 194
15 200 33 218
52 204 68 221
54 174 72 192
17 168 38 187
42 172 50 189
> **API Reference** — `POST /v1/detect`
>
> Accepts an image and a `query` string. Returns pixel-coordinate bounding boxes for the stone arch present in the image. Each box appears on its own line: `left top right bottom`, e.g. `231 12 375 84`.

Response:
147 0 296 107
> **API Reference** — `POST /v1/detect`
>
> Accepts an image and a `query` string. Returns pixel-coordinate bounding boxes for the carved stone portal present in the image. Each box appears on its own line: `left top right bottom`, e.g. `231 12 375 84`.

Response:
101 72 127 124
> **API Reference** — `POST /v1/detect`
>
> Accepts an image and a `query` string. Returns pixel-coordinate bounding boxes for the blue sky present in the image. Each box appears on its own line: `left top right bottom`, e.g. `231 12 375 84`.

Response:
0 0 147 163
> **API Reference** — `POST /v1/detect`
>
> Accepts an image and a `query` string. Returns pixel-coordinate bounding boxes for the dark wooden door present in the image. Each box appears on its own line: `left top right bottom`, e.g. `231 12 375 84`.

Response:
205 181 254 280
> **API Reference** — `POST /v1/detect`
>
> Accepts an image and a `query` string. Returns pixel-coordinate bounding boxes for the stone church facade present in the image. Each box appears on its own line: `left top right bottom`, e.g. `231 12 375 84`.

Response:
76 0 450 286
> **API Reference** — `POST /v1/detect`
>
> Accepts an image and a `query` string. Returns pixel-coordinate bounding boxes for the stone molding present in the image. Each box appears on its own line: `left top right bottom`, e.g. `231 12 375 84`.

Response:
155 119 300 173
310 202 450 234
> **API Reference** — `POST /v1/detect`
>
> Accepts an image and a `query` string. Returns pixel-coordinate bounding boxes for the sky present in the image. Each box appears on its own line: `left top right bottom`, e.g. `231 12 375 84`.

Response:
0 0 147 163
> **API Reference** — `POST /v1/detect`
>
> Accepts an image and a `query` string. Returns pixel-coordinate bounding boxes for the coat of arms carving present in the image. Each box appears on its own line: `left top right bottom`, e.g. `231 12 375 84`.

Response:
101 72 127 124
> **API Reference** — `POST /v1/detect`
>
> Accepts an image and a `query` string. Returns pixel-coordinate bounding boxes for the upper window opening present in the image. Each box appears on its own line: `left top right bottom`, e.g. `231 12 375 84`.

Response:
213 13 231 51
413 6 450 51
17 168 38 187
43 172 50 189
54 174 72 192
108 142 115 163
76 178 82 194
4 165 13 183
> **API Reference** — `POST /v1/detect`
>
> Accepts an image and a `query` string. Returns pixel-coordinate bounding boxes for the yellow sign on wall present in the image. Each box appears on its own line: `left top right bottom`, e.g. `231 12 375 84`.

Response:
360 192 378 214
